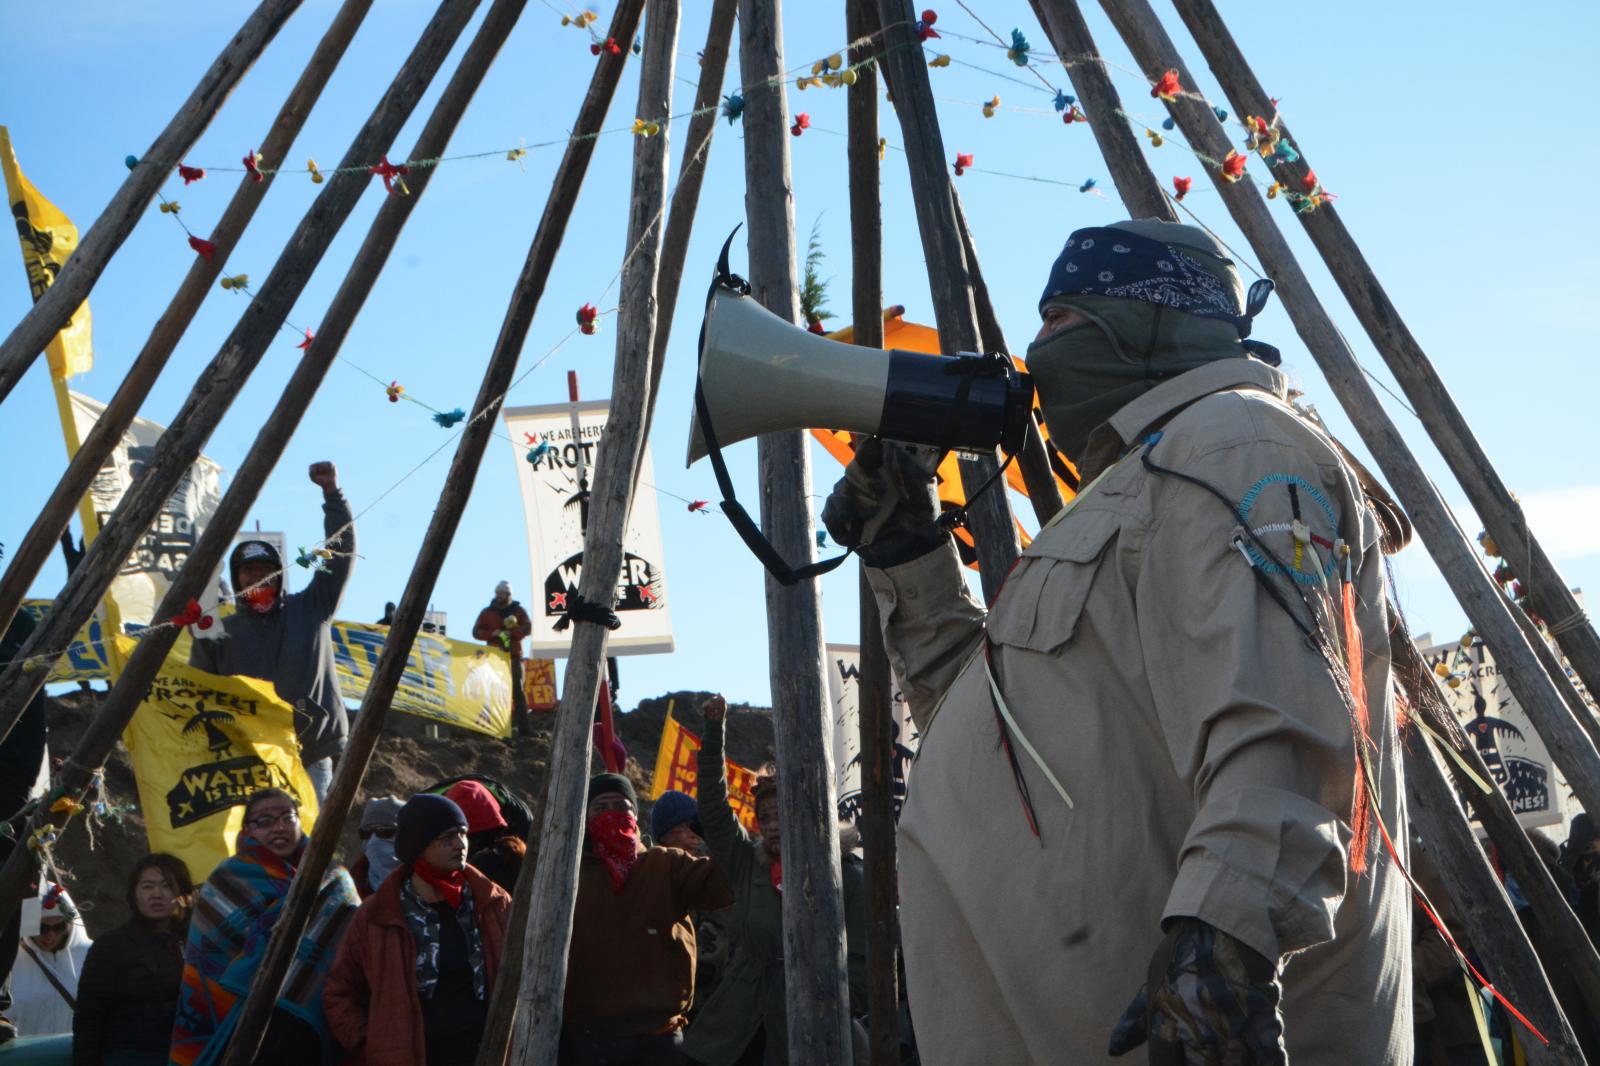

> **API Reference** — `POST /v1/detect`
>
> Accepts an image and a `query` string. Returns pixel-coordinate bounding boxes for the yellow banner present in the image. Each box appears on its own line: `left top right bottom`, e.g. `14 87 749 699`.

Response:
331 623 514 739
0 126 93 379
28 603 513 739
117 639 319 882
524 657 558 711
650 712 760 831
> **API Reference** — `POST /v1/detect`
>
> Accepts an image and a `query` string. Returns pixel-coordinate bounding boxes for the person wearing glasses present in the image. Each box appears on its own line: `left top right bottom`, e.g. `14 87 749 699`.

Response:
72 853 193 1066
9 882 90 1037
170 788 359 1065
349 796 403 900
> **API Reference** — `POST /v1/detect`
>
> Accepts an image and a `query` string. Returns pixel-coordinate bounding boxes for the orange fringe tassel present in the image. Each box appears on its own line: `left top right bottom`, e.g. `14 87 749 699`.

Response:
1343 578 1373 874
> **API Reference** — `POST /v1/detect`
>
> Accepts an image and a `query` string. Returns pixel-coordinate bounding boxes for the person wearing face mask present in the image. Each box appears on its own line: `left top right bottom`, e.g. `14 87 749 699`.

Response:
561 773 734 1065
170 788 359 1066
822 220 1411 1065
349 796 404 900
73 854 194 1066
324 794 511 1066
683 696 869 1066
9 882 91 1037
190 461 355 804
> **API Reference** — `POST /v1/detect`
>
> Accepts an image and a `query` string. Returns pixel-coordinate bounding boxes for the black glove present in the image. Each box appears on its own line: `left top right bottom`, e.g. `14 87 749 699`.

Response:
820 438 945 568
1108 917 1287 1065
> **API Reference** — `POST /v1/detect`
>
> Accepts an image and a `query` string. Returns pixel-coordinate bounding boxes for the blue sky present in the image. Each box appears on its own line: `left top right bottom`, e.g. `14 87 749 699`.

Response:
2 0 1597 709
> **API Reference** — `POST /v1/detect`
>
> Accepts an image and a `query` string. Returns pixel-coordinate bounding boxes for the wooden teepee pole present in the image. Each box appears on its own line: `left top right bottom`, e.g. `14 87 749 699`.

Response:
1168 0 1600 728
218 2 608 1057
1092 0 1600 829
846 4 900 1063
0 0 304 405
1389 623 1600 1019
0 0 483 748
640 0 737 450
874 0 1020 602
0 0 495 937
1027 0 1172 222
0 0 375 645
1405 736 1582 1064
507 6 675 1066
736 1 853 1061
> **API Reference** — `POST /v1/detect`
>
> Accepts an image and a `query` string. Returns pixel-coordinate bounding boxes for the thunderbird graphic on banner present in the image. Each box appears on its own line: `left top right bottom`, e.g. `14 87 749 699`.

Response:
503 398 674 657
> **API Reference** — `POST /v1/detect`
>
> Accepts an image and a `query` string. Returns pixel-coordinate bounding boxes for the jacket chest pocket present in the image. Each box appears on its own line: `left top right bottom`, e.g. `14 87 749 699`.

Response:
986 509 1121 654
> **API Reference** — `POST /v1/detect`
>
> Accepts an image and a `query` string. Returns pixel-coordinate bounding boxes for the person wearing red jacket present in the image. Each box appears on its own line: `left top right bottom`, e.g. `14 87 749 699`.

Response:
323 794 512 1066
472 580 534 734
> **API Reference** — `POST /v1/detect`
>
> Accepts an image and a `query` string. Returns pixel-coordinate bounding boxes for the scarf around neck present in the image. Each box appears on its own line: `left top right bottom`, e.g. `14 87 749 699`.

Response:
412 859 466 908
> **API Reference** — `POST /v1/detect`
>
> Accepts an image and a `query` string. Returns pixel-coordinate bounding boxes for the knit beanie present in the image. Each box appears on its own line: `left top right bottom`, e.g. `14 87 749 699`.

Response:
650 790 702 841
587 773 637 810
358 796 403 832
445 780 508 834
395 794 468 865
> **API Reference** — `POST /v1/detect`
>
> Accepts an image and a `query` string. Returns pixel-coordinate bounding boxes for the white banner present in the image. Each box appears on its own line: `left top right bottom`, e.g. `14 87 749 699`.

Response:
1421 636 1582 833
502 399 674 657
826 644 918 827
69 391 225 628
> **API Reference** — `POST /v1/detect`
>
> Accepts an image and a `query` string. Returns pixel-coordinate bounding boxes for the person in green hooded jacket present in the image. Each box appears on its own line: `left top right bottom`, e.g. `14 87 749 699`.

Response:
683 696 867 1066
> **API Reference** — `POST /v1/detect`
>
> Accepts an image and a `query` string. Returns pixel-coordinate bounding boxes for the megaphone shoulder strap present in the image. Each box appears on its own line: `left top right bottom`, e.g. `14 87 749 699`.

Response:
694 229 855 587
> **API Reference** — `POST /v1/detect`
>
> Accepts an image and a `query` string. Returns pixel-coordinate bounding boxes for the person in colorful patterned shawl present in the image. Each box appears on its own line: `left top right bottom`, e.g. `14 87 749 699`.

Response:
169 787 358 1066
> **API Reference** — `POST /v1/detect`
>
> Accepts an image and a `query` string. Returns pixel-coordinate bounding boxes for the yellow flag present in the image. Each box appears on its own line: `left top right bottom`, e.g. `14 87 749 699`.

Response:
0 125 93 379
116 638 319 882
649 711 761 831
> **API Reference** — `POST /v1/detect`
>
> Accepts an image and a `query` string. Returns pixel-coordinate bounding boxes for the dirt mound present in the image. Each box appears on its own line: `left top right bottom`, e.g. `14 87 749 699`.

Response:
43 687 769 935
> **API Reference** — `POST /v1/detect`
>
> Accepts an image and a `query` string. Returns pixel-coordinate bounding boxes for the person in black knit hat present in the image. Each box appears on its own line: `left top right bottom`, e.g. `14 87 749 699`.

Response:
560 773 734 1065
325 794 512 1066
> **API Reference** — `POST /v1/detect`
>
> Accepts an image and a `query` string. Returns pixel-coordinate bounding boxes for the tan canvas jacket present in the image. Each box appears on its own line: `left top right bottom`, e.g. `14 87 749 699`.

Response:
869 359 1412 1065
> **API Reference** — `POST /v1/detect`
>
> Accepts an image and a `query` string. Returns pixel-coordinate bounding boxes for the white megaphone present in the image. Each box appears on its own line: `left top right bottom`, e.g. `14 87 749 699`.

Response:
687 285 1034 468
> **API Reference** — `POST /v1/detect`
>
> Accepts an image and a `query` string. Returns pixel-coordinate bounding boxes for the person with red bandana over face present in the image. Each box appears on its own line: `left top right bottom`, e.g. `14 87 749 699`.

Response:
560 773 734 1065
190 461 354 803
324 794 512 1066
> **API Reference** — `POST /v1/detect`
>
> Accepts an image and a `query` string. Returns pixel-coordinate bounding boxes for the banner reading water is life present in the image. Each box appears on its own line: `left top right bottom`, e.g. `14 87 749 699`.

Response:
118 639 319 882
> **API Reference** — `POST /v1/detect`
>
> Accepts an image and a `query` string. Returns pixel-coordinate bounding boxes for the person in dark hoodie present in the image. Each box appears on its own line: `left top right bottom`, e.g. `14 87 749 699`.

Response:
72 853 194 1066
472 580 533 733
444 779 526 893
190 461 354 802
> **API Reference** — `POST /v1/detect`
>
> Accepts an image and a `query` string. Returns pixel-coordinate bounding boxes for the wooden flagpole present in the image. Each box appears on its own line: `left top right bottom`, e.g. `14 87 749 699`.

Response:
0 0 376 644
0 0 483 748
507 5 676 1065
0 0 305 405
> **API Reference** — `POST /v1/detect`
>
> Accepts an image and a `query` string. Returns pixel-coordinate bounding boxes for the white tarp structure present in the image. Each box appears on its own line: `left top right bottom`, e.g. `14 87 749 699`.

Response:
825 644 918 827
1421 635 1583 835
68 390 224 628
503 398 674 657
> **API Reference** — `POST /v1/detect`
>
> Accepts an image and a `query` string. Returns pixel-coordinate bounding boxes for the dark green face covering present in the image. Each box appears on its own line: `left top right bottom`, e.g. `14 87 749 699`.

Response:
1024 294 1247 466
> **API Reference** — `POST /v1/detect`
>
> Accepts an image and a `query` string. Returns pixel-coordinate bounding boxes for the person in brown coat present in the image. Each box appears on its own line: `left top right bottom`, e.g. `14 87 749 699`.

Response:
324 794 511 1066
560 773 735 1065
472 580 534 733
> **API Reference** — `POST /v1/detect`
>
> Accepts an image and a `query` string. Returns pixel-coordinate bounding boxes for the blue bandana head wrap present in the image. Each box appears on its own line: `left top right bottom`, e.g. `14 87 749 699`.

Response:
1039 221 1277 362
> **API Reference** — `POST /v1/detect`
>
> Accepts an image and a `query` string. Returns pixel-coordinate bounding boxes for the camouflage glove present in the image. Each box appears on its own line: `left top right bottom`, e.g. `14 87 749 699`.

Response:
820 438 945 569
1108 918 1287 1065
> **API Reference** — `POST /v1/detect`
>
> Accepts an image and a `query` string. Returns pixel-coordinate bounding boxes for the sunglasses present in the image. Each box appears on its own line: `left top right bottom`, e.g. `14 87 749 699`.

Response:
36 922 67 935
359 825 396 841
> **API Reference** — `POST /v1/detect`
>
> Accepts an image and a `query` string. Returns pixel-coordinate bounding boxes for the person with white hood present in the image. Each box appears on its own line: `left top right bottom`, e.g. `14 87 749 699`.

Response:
10 881 91 1036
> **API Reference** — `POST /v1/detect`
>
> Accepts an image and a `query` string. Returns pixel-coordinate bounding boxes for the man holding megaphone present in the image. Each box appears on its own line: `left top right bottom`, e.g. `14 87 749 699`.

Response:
818 221 1411 1064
